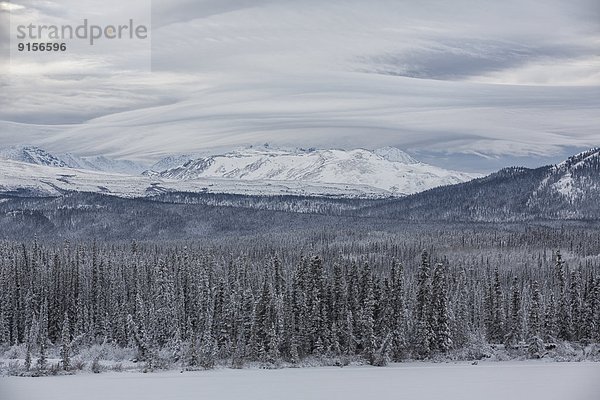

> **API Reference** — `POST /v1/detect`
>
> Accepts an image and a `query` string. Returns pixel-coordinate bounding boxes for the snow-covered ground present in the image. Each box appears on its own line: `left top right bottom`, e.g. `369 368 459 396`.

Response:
2 361 599 400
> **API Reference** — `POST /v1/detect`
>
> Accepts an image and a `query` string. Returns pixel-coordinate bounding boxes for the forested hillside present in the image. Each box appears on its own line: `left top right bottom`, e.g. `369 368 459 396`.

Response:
360 148 600 221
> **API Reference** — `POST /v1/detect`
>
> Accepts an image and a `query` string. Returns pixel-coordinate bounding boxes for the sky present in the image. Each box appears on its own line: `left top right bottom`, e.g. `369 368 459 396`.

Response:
0 0 599 171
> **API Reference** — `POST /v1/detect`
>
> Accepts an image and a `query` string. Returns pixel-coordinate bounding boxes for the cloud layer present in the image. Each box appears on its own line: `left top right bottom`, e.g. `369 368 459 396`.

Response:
1 0 599 168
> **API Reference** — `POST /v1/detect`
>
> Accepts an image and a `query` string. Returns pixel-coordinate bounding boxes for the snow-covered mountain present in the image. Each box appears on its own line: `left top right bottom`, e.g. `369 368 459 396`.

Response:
0 145 480 198
0 145 69 168
60 153 147 175
1 146 598 219
153 147 479 195
0 160 390 198
0 145 147 175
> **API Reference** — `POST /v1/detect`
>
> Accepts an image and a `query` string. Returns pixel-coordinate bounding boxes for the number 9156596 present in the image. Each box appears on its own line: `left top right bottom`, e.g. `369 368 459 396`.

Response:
18 42 67 52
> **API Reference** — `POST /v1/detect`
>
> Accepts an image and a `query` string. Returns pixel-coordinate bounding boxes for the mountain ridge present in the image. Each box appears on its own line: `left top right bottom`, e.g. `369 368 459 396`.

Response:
358 147 600 221
151 146 478 195
0 145 147 175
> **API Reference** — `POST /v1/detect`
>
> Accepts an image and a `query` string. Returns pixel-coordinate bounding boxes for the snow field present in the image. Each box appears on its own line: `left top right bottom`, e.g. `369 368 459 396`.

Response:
2 361 599 400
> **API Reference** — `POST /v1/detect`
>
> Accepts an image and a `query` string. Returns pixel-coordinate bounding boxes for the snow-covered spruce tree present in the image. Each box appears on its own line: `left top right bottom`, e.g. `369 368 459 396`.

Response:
331 263 348 355
527 335 545 359
491 267 505 343
359 262 376 364
153 258 176 348
593 277 600 343
484 282 495 342
199 328 217 369
345 264 360 356
37 300 49 371
212 278 233 357
451 268 471 349
581 276 599 343
291 258 310 357
543 293 558 342
504 277 522 349
24 329 32 371
272 254 285 297
528 280 542 339
555 251 571 341
527 280 545 358
127 313 149 362
414 250 433 358
185 323 199 368
389 260 407 360
431 263 452 353
0 309 9 347
308 256 326 355
267 322 281 363
252 276 275 361
60 312 71 371
239 287 255 360
569 270 582 341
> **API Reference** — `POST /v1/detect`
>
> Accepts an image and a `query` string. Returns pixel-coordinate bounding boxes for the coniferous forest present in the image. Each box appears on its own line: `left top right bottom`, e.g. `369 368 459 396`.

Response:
1 221 599 375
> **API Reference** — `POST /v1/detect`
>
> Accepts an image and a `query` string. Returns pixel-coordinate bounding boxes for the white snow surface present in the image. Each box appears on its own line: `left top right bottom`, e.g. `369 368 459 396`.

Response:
0 159 392 198
2 361 599 400
158 147 480 195
552 173 583 198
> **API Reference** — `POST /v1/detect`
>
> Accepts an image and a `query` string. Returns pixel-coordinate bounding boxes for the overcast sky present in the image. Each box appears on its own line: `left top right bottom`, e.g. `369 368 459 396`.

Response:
0 0 599 170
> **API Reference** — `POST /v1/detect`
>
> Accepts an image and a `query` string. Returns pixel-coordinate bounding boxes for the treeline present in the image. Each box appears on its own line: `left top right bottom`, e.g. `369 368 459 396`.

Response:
0 241 599 372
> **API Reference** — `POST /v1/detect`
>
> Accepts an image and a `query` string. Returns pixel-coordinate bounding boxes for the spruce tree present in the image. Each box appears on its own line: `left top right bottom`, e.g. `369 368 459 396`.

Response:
37 300 49 371
528 280 542 338
390 260 406 360
504 277 522 349
359 263 376 364
415 250 433 358
431 263 452 353
555 251 571 340
24 330 32 371
491 268 504 342
569 271 581 341
543 293 557 341
60 312 71 371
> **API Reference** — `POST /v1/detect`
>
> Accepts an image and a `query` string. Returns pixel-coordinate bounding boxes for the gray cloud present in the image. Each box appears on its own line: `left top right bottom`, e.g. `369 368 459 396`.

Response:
362 39 594 80
1 0 599 169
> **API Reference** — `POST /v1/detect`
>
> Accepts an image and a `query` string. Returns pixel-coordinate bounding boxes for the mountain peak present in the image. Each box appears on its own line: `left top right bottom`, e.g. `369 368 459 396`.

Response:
374 147 419 164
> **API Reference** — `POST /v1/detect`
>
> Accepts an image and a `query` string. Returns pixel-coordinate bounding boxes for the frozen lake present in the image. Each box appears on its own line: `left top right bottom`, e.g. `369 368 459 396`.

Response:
2 361 599 400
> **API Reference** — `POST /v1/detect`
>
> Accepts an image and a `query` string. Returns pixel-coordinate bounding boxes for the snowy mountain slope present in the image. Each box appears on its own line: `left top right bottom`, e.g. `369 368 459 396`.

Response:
374 146 419 164
0 145 69 168
0 145 479 198
360 147 600 221
0 159 391 199
155 147 480 195
150 154 197 173
59 153 147 175
526 147 600 215
0 145 147 175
